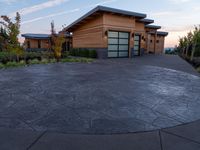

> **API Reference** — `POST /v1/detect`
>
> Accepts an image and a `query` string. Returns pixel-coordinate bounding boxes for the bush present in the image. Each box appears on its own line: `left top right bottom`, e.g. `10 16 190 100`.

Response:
0 63 4 69
70 48 97 58
41 58 49 64
29 59 40 65
197 67 200 73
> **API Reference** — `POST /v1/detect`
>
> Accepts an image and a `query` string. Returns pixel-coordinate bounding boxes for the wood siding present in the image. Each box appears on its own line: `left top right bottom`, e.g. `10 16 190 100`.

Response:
72 15 104 48
24 39 50 49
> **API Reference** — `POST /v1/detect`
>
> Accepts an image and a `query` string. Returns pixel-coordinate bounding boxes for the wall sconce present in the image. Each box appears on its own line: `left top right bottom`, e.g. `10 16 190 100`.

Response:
132 33 135 38
105 30 108 37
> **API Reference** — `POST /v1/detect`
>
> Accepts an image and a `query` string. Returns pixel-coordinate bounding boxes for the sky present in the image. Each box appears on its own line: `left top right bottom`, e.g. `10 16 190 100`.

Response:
0 0 200 47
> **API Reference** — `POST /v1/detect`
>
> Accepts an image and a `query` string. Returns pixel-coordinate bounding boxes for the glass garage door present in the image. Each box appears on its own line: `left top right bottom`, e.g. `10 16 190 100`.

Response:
108 31 129 58
134 35 141 56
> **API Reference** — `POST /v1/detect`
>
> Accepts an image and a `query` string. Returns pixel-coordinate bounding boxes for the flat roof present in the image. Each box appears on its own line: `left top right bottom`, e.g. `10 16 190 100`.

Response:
145 25 161 29
138 19 154 24
65 5 147 31
157 31 168 36
21 34 50 39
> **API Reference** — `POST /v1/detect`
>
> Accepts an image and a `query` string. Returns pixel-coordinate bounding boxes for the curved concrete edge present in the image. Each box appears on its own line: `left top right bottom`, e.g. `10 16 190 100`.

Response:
1 119 200 150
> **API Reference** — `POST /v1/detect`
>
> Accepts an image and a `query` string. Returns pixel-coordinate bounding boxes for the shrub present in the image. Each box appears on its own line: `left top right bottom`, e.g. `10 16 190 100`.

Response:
62 51 69 58
197 67 200 73
5 61 19 67
41 58 49 64
0 63 4 69
29 59 40 65
70 48 97 58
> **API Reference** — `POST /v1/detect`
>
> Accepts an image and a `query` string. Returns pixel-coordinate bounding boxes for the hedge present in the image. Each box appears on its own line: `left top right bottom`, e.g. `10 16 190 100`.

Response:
70 48 97 58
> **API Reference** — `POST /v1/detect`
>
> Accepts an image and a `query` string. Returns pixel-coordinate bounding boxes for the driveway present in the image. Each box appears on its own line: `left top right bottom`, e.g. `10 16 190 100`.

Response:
0 55 200 134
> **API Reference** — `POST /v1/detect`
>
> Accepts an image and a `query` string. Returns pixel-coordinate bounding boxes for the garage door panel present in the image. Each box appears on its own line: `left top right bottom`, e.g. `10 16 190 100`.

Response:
108 52 118 57
108 31 129 58
119 52 128 57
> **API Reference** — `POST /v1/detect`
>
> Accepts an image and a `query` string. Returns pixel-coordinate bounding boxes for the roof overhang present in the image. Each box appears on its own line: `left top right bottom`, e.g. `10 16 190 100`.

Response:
64 5 147 32
21 34 50 40
138 19 154 25
145 25 161 29
157 31 168 36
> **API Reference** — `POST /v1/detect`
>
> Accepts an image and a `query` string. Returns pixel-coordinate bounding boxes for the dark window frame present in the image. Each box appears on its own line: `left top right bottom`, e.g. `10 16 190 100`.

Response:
38 40 41 48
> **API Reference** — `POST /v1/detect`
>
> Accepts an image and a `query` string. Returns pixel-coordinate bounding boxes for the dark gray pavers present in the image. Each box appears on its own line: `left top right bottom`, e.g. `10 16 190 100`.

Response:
0 128 43 150
160 131 200 150
162 120 200 143
29 131 161 150
0 55 199 134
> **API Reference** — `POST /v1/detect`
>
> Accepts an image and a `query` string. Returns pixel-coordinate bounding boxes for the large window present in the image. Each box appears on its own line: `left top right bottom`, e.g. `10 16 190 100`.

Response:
108 31 129 58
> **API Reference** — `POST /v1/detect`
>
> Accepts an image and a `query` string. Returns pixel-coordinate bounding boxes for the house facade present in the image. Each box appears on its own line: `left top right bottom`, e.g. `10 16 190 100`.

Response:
22 33 72 52
63 6 168 58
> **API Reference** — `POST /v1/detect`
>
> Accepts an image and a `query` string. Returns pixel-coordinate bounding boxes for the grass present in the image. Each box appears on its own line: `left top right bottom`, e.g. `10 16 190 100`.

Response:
0 57 94 69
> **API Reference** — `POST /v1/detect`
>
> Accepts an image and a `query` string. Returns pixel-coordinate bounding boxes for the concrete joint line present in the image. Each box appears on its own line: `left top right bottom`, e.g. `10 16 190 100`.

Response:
161 130 200 145
26 131 46 150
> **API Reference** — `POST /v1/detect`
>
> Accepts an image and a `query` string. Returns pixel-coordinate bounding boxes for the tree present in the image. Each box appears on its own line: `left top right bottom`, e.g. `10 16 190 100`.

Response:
50 21 65 62
0 12 23 61
191 26 200 61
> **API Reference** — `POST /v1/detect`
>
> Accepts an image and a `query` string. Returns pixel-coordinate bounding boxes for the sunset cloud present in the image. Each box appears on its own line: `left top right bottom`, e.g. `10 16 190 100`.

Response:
9 0 70 18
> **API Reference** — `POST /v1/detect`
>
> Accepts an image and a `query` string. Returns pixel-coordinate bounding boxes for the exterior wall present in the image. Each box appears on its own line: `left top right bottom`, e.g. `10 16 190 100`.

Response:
72 14 104 48
155 35 165 54
24 38 50 50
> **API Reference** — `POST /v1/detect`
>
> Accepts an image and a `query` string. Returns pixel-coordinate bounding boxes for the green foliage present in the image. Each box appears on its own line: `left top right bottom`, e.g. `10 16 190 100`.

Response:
29 59 40 65
0 63 4 68
50 21 65 62
70 48 97 58
0 12 23 58
41 58 49 64
197 67 200 73
177 26 200 57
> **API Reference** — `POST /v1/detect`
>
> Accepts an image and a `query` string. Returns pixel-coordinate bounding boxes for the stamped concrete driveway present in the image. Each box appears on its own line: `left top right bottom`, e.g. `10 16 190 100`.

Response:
0 55 200 134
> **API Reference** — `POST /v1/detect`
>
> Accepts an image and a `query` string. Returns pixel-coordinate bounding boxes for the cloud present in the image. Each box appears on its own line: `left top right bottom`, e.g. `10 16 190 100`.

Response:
151 11 175 17
169 0 191 3
21 8 80 25
21 0 117 25
1 0 17 5
9 0 70 18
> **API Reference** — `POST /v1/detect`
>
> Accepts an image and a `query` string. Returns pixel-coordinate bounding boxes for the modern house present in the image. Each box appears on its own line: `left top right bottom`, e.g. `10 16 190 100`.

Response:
22 6 168 58
22 33 72 52
22 34 51 51
63 6 168 58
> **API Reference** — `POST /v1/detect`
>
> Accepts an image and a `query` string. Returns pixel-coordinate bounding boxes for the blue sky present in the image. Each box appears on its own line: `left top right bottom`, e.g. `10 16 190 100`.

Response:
0 0 200 47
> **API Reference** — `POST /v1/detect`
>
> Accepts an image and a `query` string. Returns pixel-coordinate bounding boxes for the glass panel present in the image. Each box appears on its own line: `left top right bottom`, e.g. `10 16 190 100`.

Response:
119 45 128 51
119 39 129 45
134 35 140 40
119 52 128 57
108 38 118 44
108 52 118 57
134 41 139 45
119 32 129 38
108 31 118 38
134 50 139 55
134 46 139 50
108 45 118 51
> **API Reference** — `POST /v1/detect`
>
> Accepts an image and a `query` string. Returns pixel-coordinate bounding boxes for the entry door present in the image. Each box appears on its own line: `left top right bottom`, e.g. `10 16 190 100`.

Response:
108 31 129 58
134 35 141 56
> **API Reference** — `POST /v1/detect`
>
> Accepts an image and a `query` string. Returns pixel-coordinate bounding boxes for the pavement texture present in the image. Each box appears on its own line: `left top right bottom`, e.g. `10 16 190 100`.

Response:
0 54 200 150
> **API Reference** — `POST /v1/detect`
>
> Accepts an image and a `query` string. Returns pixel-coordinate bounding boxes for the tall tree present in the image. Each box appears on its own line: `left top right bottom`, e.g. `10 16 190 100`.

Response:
0 12 23 61
50 21 65 62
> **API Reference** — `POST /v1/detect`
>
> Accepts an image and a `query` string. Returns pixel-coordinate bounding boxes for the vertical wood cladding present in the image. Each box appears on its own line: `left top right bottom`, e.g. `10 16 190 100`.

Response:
24 39 50 49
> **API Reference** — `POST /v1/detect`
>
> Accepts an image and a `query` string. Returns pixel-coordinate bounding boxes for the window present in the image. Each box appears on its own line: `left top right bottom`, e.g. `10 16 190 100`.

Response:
27 41 30 48
150 40 153 43
38 40 41 48
156 40 159 43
